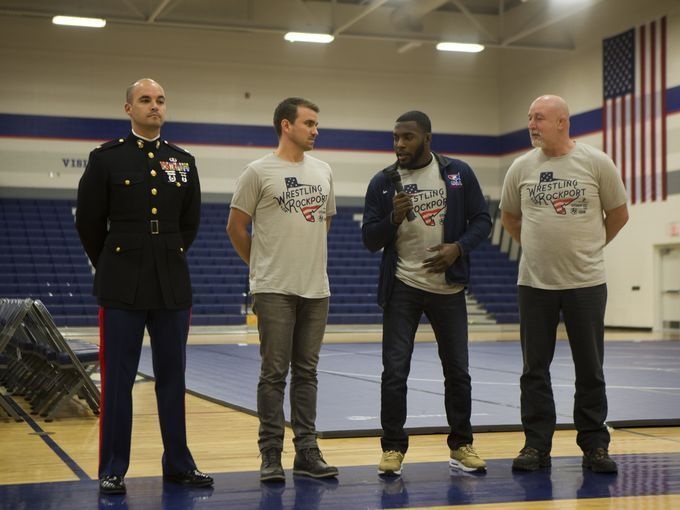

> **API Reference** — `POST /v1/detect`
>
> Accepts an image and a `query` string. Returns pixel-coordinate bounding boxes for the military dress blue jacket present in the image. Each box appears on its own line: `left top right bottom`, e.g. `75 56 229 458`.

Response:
76 133 201 310
362 152 492 308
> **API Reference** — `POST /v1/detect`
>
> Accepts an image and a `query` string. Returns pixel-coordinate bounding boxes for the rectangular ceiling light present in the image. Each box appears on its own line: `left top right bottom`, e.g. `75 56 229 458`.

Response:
284 32 334 44
52 15 106 28
436 42 484 53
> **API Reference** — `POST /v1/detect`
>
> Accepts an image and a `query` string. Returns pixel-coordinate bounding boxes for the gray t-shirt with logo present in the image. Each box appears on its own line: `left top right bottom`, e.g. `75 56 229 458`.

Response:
395 156 464 294
500 142 627 290
230 152 336 298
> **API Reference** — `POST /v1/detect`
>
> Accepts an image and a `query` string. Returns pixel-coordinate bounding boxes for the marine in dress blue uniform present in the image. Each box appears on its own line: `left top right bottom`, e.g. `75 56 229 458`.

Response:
75 78 212 495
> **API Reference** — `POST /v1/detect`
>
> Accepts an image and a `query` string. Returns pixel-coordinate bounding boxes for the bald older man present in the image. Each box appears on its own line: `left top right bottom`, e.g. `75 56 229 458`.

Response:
76 78 212 494
500 95 628 473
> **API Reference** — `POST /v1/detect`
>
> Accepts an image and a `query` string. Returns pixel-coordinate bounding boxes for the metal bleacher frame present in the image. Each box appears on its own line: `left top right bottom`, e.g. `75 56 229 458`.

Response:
0 298 30 421
0 298 100 421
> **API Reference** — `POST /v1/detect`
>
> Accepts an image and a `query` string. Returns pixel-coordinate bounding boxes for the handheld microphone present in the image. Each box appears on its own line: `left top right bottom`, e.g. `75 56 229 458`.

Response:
384 168 416 222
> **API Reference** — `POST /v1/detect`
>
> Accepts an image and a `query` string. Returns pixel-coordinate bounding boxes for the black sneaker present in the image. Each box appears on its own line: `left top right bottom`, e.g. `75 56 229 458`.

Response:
582 448 618 473
512 446 551 471
293 448 339 479
260 448 285 482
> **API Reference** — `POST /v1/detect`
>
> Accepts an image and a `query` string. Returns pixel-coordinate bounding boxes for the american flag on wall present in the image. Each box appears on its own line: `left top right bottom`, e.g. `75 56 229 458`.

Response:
602 16 667 204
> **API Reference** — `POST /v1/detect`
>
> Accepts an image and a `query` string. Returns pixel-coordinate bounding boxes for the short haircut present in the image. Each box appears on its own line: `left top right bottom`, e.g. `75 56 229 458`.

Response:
273 97 320 137
396 110 431 133
125 78 160 103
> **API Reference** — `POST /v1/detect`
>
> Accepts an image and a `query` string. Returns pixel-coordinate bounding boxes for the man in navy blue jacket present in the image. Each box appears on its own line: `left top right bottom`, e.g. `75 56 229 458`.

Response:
362 111 491 476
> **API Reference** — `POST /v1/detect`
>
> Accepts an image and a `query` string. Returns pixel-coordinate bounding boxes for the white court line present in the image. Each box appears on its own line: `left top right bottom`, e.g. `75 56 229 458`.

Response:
347 413 490 421
319 370 380 378
319 351 381 358
553 361 680 373
606 385 680 391
321 369 515 385
320 370 680 392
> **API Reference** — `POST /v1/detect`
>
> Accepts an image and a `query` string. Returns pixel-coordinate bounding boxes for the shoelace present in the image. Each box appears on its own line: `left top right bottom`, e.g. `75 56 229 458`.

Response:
301 448 323 462
383 450 402 461
590 448 609 459
520 446 541 456
262 449 280 466
460 445 479 457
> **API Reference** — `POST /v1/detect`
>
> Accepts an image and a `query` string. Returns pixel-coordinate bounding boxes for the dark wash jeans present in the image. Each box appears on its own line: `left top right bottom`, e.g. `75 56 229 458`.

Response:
252 293 329 452
518 284 611 453
381 279 473 453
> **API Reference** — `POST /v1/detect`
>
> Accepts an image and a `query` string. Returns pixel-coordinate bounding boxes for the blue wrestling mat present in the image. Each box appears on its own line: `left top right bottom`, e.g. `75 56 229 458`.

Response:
138 340 680 437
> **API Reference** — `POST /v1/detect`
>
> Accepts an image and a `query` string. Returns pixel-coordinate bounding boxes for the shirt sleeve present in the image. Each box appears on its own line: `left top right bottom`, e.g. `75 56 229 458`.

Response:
326 166 336 217
596 151 628 211
230 165 260 217
499 160 522 216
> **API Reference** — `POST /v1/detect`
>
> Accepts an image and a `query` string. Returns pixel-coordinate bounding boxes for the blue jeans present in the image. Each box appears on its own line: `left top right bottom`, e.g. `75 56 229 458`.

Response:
252 293 329 452
518 284 610 453
381 279 472 453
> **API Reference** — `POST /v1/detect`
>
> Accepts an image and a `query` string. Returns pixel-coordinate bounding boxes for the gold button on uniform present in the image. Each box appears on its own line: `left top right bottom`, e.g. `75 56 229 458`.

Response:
176 182 181 187
151 188 157 196
148 152 154 159
151 207 158 215
180 247 184 252
115 246 121 253
150 170 157 177
124 179 131 186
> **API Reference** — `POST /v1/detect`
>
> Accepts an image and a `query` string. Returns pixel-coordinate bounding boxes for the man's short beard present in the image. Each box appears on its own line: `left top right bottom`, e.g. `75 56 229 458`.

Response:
530 137 544 149
403 143 426 169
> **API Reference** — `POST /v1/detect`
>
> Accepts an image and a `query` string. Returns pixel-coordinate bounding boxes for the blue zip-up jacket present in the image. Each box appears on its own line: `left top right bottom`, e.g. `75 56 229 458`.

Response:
362 152 492 308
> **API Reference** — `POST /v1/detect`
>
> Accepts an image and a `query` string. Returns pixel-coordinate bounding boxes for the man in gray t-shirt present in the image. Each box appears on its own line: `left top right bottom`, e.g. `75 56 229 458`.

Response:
500 94 628 474
227 97 338 483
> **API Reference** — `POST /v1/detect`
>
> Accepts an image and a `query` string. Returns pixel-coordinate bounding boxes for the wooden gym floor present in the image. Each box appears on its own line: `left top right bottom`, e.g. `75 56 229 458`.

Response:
1 325 679 509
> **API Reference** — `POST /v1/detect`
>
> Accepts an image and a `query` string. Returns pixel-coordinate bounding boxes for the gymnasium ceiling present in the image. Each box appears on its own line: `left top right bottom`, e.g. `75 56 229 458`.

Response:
0 0 666 54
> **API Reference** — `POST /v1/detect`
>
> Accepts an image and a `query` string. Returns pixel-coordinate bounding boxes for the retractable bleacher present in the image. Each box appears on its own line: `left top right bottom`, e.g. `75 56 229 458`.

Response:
1 198 520 327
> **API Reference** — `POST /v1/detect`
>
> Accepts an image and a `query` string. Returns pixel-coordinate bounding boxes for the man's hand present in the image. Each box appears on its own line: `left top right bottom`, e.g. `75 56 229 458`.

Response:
422 243 461 273
392 192 413 225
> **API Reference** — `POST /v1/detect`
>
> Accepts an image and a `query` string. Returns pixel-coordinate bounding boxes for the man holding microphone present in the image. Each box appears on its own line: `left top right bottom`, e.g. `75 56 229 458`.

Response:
362 111 491 476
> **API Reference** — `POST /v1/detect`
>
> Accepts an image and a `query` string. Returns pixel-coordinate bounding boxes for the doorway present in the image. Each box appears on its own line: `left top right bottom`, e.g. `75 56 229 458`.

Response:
659 244 680 330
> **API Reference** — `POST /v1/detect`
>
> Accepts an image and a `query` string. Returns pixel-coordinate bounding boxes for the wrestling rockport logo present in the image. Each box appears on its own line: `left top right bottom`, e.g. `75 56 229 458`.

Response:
529 171 587 215
273 177 328 222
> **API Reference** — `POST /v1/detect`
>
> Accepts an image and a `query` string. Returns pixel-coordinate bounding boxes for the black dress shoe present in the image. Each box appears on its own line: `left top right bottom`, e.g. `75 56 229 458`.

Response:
99 475 126 494
163 469 214 487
